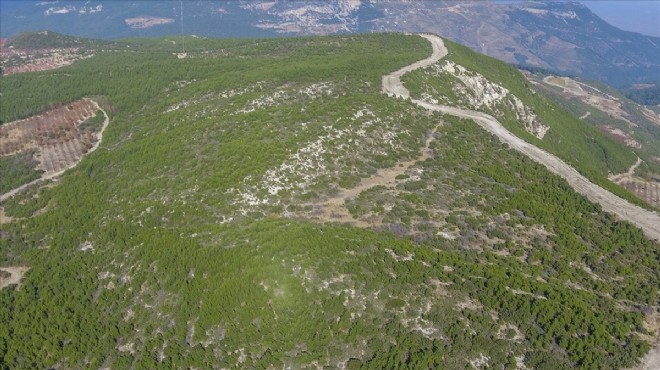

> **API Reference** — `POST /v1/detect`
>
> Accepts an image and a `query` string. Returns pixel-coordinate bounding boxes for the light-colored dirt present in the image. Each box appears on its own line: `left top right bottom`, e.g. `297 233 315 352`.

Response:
381 33 447 100
303 126 440 226
636 345 660 370
0 207 12 224
0 266 29 290
597 126 642 149
541 75 660 129
609 158 660 209
384 34 660 368
0 47 94 76
383 33 660 242
628 310 660 370
616 179 660 209
0 100 110 202
610 157 643 182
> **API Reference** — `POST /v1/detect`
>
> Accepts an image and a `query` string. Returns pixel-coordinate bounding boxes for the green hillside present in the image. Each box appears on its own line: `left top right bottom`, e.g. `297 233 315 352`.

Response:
403 38 650 209
5 30 109 49
0 33 657 369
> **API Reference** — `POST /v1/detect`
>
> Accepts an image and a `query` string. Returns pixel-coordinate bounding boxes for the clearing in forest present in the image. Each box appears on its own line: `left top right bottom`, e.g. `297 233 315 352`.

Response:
0 98 109 201
0 266 29 290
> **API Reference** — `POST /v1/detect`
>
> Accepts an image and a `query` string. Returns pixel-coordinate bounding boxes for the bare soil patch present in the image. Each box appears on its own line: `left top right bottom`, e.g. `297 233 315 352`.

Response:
614 178 660 210
0 207 12 224
299 126 440 227
598 126 642 149
629 309 660 370
610 158 660 209
1 99 98 173
0 266 29 290
541 75 660 129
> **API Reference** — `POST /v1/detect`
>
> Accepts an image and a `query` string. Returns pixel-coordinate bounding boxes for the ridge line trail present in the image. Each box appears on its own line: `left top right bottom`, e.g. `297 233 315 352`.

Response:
304 126 440 226
0 99 110 203
382 33 660 241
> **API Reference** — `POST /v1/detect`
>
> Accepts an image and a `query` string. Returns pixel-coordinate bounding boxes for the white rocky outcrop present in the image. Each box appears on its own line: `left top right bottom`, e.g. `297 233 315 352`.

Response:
431 61 549 139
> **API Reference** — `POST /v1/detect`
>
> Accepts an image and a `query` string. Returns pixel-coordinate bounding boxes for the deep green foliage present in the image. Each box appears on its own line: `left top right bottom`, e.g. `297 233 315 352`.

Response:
6 31 110 49
0 33 657 370
0 151 42 193
79 110 105 133
625 84 660 106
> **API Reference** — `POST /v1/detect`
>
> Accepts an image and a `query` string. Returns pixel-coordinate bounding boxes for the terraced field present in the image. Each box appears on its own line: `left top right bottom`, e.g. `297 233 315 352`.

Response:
0 98 108 200
616 179 660 209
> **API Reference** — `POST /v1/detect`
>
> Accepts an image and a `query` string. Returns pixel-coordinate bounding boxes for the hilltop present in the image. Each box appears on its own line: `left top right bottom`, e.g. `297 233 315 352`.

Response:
0 32 658 369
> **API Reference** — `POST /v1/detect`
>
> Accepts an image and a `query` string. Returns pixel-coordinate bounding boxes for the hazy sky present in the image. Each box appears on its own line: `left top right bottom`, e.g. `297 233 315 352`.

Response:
580 1 660 37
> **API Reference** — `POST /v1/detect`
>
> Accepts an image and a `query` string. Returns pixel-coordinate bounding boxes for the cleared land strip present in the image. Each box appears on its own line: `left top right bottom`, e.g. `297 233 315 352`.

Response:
382 33 660 241
0 99 110 202
303 125 440 226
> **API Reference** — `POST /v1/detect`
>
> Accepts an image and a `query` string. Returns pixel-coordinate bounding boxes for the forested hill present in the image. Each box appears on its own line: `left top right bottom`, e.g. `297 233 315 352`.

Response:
2 0 659 92
0 32 658 369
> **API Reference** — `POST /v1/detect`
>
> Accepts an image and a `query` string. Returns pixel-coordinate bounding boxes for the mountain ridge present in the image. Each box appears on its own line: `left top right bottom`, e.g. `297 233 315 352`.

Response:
1 30 659 369
1 0 658 89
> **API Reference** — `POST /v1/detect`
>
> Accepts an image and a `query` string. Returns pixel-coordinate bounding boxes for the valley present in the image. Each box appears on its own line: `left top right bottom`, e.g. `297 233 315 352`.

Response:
523 69 660 210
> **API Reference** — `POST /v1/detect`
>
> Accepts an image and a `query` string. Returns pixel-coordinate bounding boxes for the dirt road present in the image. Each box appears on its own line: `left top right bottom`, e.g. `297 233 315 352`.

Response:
610 157 643 182
383 33 660 241
0 99 109 203
383 33 660 369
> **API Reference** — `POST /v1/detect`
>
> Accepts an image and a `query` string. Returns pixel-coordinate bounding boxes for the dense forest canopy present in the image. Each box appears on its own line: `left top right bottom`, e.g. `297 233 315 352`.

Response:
0 32 658 369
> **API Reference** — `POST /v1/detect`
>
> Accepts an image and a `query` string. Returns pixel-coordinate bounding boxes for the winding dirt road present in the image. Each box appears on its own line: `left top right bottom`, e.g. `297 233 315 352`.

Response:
0 99 110 203
382 33 660 241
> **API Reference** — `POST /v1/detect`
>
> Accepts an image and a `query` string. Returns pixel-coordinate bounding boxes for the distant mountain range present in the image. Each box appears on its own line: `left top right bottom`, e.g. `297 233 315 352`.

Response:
1 0 659 88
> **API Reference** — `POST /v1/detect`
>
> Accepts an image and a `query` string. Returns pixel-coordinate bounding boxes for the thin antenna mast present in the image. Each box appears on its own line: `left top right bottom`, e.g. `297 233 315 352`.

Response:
180 1 185 54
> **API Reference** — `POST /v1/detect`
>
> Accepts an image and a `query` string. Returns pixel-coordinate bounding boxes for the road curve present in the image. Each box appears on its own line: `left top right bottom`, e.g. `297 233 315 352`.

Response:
383 33 660 241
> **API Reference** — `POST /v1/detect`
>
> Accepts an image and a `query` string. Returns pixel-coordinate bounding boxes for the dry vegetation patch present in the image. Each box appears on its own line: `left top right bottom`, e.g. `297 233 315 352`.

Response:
1 99 100 175
614 179 660 209
541 75 656 129
1 98 109 201
0 38 94 75
609 158 660 209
